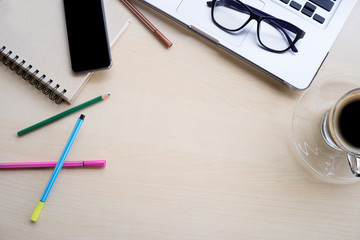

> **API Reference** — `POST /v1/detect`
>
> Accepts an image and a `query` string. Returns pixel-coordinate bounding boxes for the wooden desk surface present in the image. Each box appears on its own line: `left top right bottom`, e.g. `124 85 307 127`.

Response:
1 2 359 239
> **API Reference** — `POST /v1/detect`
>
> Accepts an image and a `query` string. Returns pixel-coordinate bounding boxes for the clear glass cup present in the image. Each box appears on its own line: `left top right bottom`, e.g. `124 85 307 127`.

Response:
320 88 360 176
292 74 360 183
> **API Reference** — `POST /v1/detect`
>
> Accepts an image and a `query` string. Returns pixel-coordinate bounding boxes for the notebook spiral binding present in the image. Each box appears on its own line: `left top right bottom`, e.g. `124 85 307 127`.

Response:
0 46 67 104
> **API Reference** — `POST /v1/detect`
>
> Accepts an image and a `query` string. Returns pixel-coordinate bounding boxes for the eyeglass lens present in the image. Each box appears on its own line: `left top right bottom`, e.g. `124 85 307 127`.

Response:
213 0 250 30
213 0 297 52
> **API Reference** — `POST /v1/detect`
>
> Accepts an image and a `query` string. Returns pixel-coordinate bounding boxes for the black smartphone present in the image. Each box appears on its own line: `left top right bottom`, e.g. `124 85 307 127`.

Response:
63 0 112 73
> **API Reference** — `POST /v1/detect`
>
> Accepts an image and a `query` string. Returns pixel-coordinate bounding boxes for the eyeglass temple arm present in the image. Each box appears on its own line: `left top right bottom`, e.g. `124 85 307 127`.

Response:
207 1 304 52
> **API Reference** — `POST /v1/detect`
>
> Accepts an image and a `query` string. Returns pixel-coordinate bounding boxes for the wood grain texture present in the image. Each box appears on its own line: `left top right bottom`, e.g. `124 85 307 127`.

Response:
0 1 359 239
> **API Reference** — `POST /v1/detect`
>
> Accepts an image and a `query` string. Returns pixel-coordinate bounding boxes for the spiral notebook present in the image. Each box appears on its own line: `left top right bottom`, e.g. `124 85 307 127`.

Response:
0 0 129 104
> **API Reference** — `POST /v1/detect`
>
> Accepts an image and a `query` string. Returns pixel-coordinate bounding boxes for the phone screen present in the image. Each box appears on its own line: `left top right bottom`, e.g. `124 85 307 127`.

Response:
63 0 112 73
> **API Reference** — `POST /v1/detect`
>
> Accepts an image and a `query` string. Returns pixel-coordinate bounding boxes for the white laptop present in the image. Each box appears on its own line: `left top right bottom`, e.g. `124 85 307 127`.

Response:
136 0 357 90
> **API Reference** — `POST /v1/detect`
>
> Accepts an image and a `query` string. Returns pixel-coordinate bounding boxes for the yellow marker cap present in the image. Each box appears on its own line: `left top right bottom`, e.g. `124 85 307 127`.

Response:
31 201 45 222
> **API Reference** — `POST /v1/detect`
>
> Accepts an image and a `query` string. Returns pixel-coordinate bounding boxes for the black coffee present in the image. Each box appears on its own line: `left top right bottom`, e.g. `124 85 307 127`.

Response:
338 100 360 148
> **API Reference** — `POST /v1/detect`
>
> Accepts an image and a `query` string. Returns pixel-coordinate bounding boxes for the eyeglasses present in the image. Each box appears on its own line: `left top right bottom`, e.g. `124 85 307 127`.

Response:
207 0 306 53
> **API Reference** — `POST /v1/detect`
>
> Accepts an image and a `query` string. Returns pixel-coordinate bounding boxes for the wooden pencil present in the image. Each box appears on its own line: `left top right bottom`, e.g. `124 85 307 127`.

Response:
17 94 110 136
120 0 173 48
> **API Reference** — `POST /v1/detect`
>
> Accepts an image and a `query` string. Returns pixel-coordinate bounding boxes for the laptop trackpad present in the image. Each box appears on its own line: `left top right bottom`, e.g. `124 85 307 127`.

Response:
176 0 265 47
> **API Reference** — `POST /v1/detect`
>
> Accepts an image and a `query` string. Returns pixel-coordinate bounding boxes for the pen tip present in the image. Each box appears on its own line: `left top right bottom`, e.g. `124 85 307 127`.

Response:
102 94 111 100
80 114 85 120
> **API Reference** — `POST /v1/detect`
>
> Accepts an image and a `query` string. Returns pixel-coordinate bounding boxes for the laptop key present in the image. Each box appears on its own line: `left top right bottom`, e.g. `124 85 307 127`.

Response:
309 0 334 11
304 2 317 11
290 1 302 10
313 13 325 23
301 7 313 17
301 2 316 17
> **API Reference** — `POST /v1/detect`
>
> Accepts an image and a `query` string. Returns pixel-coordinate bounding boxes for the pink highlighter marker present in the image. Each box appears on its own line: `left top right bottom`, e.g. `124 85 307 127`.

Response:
0 160 106 169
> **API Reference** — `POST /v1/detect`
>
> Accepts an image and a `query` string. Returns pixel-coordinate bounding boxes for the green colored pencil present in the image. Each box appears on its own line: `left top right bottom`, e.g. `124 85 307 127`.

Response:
17 94 110 136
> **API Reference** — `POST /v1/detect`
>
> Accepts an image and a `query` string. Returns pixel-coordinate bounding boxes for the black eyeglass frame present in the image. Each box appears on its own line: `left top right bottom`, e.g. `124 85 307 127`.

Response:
207 0 306 53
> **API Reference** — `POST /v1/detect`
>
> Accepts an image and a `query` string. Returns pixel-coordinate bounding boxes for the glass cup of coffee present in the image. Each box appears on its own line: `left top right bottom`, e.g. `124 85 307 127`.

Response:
320 88 360 176
292 74 360 183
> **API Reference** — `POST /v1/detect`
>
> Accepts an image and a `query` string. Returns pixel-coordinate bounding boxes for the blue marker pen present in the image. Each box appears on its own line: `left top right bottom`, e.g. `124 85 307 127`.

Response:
31 114 85 222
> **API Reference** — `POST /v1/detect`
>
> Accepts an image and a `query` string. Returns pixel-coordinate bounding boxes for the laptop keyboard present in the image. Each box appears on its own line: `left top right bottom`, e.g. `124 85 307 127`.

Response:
275 0 340 26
